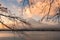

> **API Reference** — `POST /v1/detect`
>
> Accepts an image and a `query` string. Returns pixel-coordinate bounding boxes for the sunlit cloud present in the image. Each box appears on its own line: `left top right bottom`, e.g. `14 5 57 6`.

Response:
0 0 60 26
9 5 22 17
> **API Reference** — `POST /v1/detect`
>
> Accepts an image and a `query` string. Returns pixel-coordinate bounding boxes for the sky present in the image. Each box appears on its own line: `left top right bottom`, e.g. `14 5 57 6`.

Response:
0 0 30 9
0 0 40 21
0 0 60 23
0 0 60 30
0 0 30 17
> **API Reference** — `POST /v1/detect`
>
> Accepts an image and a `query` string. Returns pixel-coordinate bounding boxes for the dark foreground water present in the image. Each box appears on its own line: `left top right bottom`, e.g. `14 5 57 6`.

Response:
0 31 60 40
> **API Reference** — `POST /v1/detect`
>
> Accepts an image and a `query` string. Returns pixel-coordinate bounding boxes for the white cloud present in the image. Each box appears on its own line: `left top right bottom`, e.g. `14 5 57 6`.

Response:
17 0 23 3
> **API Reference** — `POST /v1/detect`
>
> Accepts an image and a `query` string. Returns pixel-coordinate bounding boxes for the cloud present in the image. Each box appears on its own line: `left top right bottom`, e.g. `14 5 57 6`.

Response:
17 0 22 3
0 2 7 7
23 7 32 19
8 5 22 17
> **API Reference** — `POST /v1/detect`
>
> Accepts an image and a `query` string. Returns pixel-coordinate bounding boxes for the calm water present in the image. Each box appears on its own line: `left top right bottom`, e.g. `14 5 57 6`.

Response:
0 31 60 40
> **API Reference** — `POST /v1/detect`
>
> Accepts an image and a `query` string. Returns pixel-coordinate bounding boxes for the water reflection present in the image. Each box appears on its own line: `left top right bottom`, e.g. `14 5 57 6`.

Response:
0 31 60 40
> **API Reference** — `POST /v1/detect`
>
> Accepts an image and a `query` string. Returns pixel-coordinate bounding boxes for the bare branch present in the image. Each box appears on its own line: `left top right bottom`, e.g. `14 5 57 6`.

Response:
0 14 31 25
0 21 13 30
40 0 54 21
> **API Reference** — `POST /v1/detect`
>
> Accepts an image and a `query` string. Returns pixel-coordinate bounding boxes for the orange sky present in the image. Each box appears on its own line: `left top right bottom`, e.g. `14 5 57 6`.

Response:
0 0 60 29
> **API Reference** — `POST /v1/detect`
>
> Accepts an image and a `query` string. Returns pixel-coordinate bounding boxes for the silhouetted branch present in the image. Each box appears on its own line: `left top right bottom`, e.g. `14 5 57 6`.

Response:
0 14 31 25
40 0 54 21
47 0 54 20
0 21 13 30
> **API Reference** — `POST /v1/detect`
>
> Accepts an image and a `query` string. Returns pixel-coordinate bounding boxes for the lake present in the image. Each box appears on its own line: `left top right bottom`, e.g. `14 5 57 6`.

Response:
0 31 60 40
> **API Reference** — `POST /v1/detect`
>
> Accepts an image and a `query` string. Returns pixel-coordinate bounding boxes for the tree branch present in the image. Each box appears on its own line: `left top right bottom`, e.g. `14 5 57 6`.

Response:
0 21 13 30
40 0 54 21
0 14 31 25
